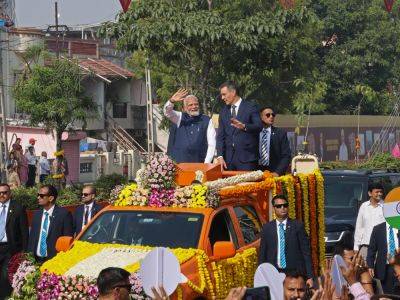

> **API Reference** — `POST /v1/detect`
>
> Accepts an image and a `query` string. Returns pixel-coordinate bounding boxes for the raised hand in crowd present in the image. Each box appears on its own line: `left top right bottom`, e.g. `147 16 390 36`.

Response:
340 252 363 286
169 88 189 103
224 287 247 300
151 286 169 300
320 272 336 300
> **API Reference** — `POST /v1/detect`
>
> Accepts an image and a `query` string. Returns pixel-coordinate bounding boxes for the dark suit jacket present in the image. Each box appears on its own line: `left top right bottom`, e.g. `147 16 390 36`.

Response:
216 100 262 166
367 222 400 280
28 205 73 259
258 219 313 279
4 200 29 256
72 202 102 236
262 126 291 175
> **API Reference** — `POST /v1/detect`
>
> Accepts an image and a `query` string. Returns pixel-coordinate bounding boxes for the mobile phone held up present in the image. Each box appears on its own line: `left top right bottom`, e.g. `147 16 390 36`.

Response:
244 286 271 300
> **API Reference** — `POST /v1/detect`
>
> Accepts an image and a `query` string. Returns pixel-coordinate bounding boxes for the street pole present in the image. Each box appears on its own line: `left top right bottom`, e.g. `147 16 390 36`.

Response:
0 85 8 182
55 0 59 58
145 57 154 154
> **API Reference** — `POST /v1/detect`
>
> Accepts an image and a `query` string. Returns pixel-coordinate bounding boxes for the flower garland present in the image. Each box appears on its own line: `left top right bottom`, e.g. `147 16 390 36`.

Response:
205 170 264 191
278 175 296 219
315 170 326 271
298 174 310 235
219 179 275 199
212 248 257 299
308 174 319 276
294 177 303 221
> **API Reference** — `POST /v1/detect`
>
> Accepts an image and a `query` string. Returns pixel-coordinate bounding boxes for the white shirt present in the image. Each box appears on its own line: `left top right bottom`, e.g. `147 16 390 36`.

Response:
354 200 385 250
39 157 50 175
36 205 55 257
163 100 216 163
386 222 399 263
0 200 10 242
82 202 94 226
25 152 37 165
276 218 287 268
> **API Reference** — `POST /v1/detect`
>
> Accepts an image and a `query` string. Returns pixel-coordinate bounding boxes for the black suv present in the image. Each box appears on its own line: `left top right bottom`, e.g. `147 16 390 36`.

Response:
323 169 400 255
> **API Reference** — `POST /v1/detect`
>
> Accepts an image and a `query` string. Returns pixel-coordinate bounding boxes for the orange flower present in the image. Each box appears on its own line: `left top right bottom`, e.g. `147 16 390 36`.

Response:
219 179 275 198
308 174 319 276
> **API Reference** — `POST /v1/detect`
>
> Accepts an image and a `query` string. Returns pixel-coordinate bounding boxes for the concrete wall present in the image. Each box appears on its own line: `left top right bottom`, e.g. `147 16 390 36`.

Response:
82 78 105 131
1 30 44 118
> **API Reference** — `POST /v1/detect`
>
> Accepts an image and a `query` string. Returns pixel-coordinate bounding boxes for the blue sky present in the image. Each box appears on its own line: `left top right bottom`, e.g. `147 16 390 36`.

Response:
15 0 121 28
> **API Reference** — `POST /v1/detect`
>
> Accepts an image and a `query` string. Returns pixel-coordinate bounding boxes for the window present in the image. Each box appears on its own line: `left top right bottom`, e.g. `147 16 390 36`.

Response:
80 211 204 248
233 206 262 244
80 162 93 173
208 209 238 250
113 103 127 118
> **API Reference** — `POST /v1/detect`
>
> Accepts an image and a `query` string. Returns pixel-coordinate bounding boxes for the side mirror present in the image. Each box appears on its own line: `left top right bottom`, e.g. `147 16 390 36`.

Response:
56 236 74 252
213 241 236 259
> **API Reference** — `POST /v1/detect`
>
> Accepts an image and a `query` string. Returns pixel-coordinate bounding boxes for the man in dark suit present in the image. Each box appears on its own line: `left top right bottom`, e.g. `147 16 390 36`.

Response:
0 183 29 298
259 106 291 176
259 194 313 285
73 185 102 236
367 221 399 294
216 81 263 171
28 184 73 263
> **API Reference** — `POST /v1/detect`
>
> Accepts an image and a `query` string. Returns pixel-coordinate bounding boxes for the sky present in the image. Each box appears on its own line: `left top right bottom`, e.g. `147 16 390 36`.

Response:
15 0 121 28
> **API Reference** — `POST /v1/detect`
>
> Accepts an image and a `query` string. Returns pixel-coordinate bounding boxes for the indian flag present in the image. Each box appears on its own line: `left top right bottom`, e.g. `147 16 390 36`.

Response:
383 199 400 229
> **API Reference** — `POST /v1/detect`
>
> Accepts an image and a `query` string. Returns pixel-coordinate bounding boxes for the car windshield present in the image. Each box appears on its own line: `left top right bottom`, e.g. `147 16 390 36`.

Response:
324 176 366 220
79 211 204 248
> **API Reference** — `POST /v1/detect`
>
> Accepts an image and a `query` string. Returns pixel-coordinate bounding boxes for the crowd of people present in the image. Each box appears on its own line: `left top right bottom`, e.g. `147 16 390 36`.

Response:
6 137 69 189
96 191 400 300
165 81 291 176
0 183 100 298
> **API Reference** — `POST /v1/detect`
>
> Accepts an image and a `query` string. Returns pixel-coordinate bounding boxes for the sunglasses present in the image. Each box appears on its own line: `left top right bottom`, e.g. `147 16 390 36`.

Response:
265 113 276 118
274 203 288 209
37 193 49 198
0 191 9 195
81 193 92 197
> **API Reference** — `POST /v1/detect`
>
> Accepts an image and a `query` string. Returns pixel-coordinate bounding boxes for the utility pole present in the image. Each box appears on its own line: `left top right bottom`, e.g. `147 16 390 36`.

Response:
55 0 60 58
0 84 8 181
145 57 154 153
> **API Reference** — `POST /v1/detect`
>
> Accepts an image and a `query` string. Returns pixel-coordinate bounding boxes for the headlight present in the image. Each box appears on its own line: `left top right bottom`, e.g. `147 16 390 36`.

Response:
325 231 345 242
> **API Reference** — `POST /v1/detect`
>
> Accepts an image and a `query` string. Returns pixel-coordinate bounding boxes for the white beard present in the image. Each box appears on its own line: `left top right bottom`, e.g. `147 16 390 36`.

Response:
188 111 200 117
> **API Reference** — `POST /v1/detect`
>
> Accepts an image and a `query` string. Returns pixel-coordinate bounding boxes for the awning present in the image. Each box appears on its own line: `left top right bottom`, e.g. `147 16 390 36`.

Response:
78 58 134 83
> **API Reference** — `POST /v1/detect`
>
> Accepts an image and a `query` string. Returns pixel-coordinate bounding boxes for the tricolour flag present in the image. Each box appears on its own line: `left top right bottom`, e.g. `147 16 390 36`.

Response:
383 198 400 229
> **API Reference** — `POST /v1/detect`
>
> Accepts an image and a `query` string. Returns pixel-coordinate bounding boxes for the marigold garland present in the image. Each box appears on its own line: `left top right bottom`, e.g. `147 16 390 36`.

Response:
219 179 275 198
308 174 319 276
298 174 310 235
278 175 296 219
294 177 303 221
315 170 326 272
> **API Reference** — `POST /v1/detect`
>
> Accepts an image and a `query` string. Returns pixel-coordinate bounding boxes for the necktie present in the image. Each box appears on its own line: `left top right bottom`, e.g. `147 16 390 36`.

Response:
231 105 237 118
39 212 49 257
0 204 7 240
389 226 396 258
83 206 89 226
279 223 286 268
260 128 270 166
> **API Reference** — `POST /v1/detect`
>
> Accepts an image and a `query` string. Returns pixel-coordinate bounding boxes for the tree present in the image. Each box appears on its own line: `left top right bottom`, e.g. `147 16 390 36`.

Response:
13 57 98 150
102 0 322 115
313 0 400 114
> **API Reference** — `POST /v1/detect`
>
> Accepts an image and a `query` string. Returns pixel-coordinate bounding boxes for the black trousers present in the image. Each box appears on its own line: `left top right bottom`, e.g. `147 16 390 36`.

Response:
26 165 36 187
0 244 12 299
382 264 397 294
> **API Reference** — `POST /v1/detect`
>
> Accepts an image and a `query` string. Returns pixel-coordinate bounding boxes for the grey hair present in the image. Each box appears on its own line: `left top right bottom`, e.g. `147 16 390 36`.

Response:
183 95 199 105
